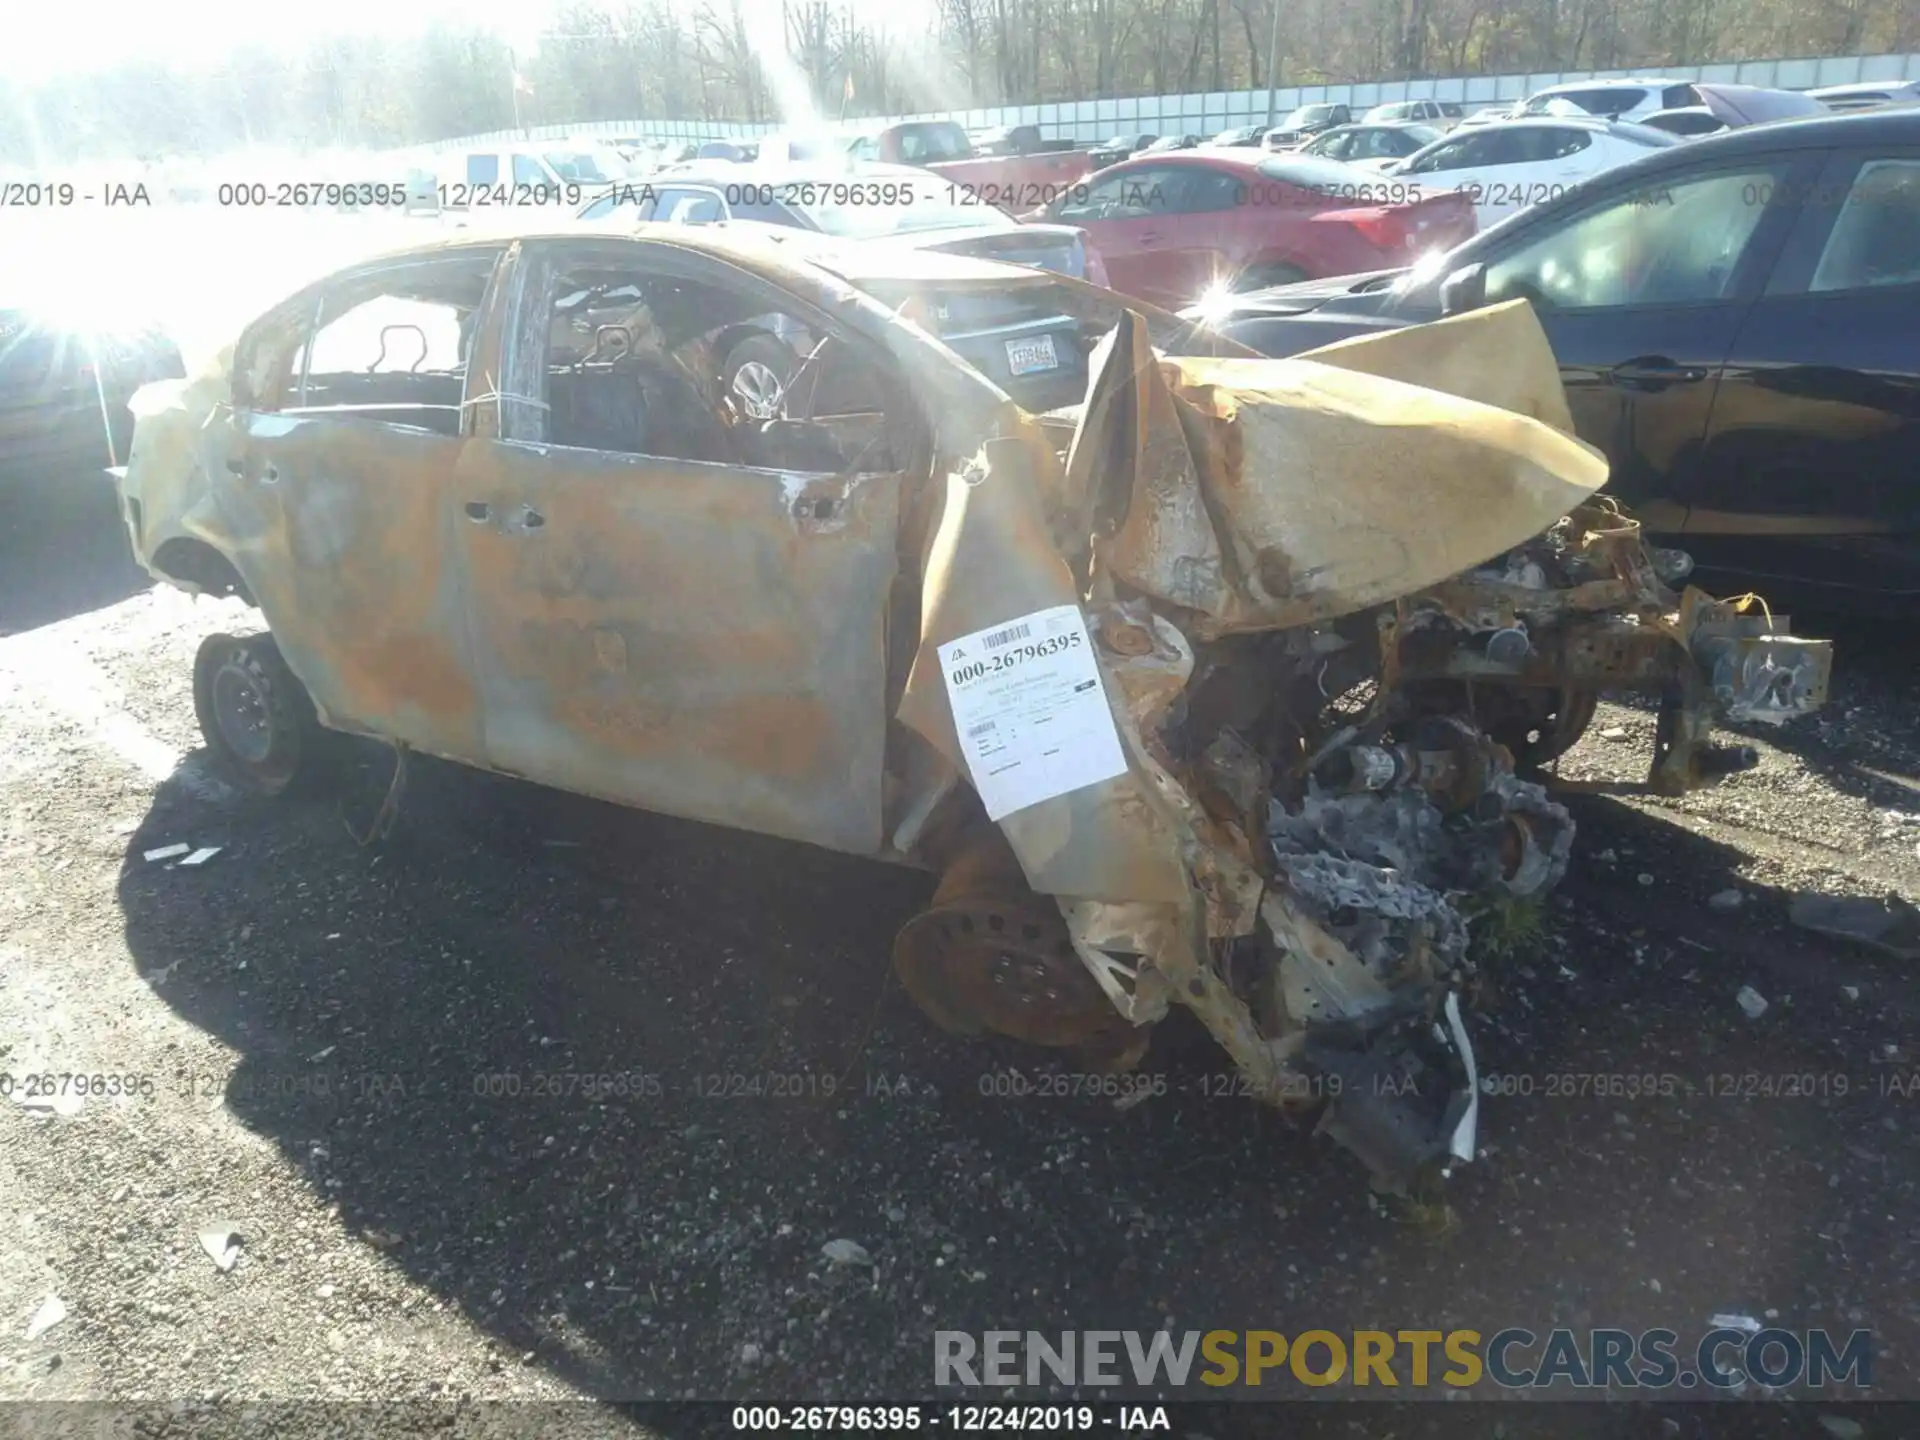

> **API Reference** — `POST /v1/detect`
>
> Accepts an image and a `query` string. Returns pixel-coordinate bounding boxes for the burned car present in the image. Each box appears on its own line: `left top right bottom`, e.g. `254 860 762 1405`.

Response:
116 227 1830 1193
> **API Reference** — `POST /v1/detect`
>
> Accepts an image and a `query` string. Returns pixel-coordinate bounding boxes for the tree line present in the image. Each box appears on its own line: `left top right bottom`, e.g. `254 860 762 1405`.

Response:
2 0 1914 163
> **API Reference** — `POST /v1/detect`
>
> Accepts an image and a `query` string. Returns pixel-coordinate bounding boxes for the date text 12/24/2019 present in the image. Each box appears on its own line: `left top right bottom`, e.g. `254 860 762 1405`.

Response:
729 1405 1171 1431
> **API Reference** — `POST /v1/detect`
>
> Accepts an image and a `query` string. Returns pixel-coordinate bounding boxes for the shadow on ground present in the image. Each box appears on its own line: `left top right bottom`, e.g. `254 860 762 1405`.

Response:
110 716 1919 1414
0 473 151 636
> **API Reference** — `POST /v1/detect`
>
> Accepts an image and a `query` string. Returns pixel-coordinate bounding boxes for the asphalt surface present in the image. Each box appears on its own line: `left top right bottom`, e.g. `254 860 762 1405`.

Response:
1 473 1917 1437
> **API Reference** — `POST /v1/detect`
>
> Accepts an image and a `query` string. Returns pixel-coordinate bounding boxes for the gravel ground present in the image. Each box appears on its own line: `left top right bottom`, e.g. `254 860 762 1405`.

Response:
1 477 1916 1433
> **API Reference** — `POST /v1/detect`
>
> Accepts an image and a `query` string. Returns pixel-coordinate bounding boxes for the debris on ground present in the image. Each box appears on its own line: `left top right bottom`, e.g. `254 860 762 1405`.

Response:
142 843 189 863
178 845 222 866
820 1239 872 1267
1710 1312 1763 1334
1789 892 1920 961
25 1295 66 1341
198 1222 245 1272
1708 888 1745 912
1736 986 1770 1020
13 1080 84 1118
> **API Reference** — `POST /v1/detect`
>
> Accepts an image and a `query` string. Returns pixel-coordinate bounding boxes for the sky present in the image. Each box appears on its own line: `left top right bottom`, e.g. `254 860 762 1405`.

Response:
0 0 556 80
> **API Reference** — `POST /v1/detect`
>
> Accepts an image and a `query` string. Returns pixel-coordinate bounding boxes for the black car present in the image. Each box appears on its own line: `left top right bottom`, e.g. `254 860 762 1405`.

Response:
1263 102 1356 149
1089 134 1160 170
0 308 182 500
1190 108 1920 607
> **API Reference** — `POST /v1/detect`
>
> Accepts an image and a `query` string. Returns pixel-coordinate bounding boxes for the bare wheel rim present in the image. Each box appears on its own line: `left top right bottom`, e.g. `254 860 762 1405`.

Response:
210 655 275 765
731 359 785 419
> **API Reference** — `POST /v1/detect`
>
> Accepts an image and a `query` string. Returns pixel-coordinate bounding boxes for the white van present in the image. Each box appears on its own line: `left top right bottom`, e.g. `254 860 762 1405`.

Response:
442 148 571 207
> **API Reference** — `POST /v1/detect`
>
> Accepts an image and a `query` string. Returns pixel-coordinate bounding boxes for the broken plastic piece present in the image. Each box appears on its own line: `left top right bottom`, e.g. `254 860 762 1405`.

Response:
1443 991 1479 1164
24 1295 66 1341
1789 892 1920 961
143 843 190 862
198 1222 245 1272
178 846 222 866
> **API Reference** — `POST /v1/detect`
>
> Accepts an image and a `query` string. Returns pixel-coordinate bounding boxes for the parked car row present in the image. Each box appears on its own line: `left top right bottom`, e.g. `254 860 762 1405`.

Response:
1184 107 1920 608
587 105 1915 610
10 98 1917 632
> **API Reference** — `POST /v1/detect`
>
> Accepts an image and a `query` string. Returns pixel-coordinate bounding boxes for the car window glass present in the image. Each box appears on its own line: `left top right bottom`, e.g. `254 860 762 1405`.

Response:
1177 168 1246 212
1486 166 1785 310
1057 167 1188 219
900 124 970 163
541 267 896 473
511 154 548 187
466 155 499 185
1528 87 1643 117
1402 138 1471 174
728 199 796 226
1535 127 1593 161
653 188 724 223
1810 159 1920 292
1477 130 1539 166
259 254 499 432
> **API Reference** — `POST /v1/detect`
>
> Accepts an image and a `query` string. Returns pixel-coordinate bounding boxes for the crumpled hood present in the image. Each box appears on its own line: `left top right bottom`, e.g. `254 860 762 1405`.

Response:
896 299 1608 905
1066 300 1604 637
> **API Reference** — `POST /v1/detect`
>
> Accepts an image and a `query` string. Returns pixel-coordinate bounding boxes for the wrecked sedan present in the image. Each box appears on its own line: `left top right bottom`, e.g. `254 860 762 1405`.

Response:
116 226 1830 1193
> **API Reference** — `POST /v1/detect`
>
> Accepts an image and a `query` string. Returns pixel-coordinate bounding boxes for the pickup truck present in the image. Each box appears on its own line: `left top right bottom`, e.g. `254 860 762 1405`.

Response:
968 124 1082 155
846 120 1093 205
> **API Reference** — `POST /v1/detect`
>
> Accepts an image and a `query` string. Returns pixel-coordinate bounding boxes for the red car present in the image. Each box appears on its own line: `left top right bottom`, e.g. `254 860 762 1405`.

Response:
1031 149 1477 310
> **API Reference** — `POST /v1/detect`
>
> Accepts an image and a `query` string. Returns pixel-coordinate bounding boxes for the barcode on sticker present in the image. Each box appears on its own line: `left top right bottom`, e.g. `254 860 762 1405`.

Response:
966 720 997 738
982 622 1032 650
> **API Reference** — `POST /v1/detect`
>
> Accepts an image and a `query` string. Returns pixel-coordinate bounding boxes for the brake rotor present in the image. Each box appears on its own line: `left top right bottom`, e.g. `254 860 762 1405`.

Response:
893 830 1144 1067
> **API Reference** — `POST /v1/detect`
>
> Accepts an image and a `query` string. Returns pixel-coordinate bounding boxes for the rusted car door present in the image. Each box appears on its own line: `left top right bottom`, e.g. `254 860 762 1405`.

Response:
451 237 905 855
216 247 509 760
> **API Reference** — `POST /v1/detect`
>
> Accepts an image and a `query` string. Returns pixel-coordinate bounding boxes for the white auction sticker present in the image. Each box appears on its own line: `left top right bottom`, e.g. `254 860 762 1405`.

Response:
937 603 1128 821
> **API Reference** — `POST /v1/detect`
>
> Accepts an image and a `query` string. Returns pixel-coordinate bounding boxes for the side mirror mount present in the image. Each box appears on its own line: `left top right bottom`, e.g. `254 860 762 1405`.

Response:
1440 262 1487 316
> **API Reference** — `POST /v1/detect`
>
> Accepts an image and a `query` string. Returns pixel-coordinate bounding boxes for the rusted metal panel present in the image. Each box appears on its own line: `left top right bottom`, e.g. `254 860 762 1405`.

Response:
1062 304 1610 640
455 439 902 855
213 412 487 762
895 435 1196 905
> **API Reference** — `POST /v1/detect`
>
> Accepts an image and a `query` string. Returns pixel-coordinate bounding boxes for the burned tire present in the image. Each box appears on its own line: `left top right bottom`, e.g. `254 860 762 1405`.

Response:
192 633 324 796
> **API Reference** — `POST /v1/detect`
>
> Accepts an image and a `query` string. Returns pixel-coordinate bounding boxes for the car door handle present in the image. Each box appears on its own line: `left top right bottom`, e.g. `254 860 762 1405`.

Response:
463 501 491 523
1610 356 1709 391
1138 231 1161 244
224 458 277 483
